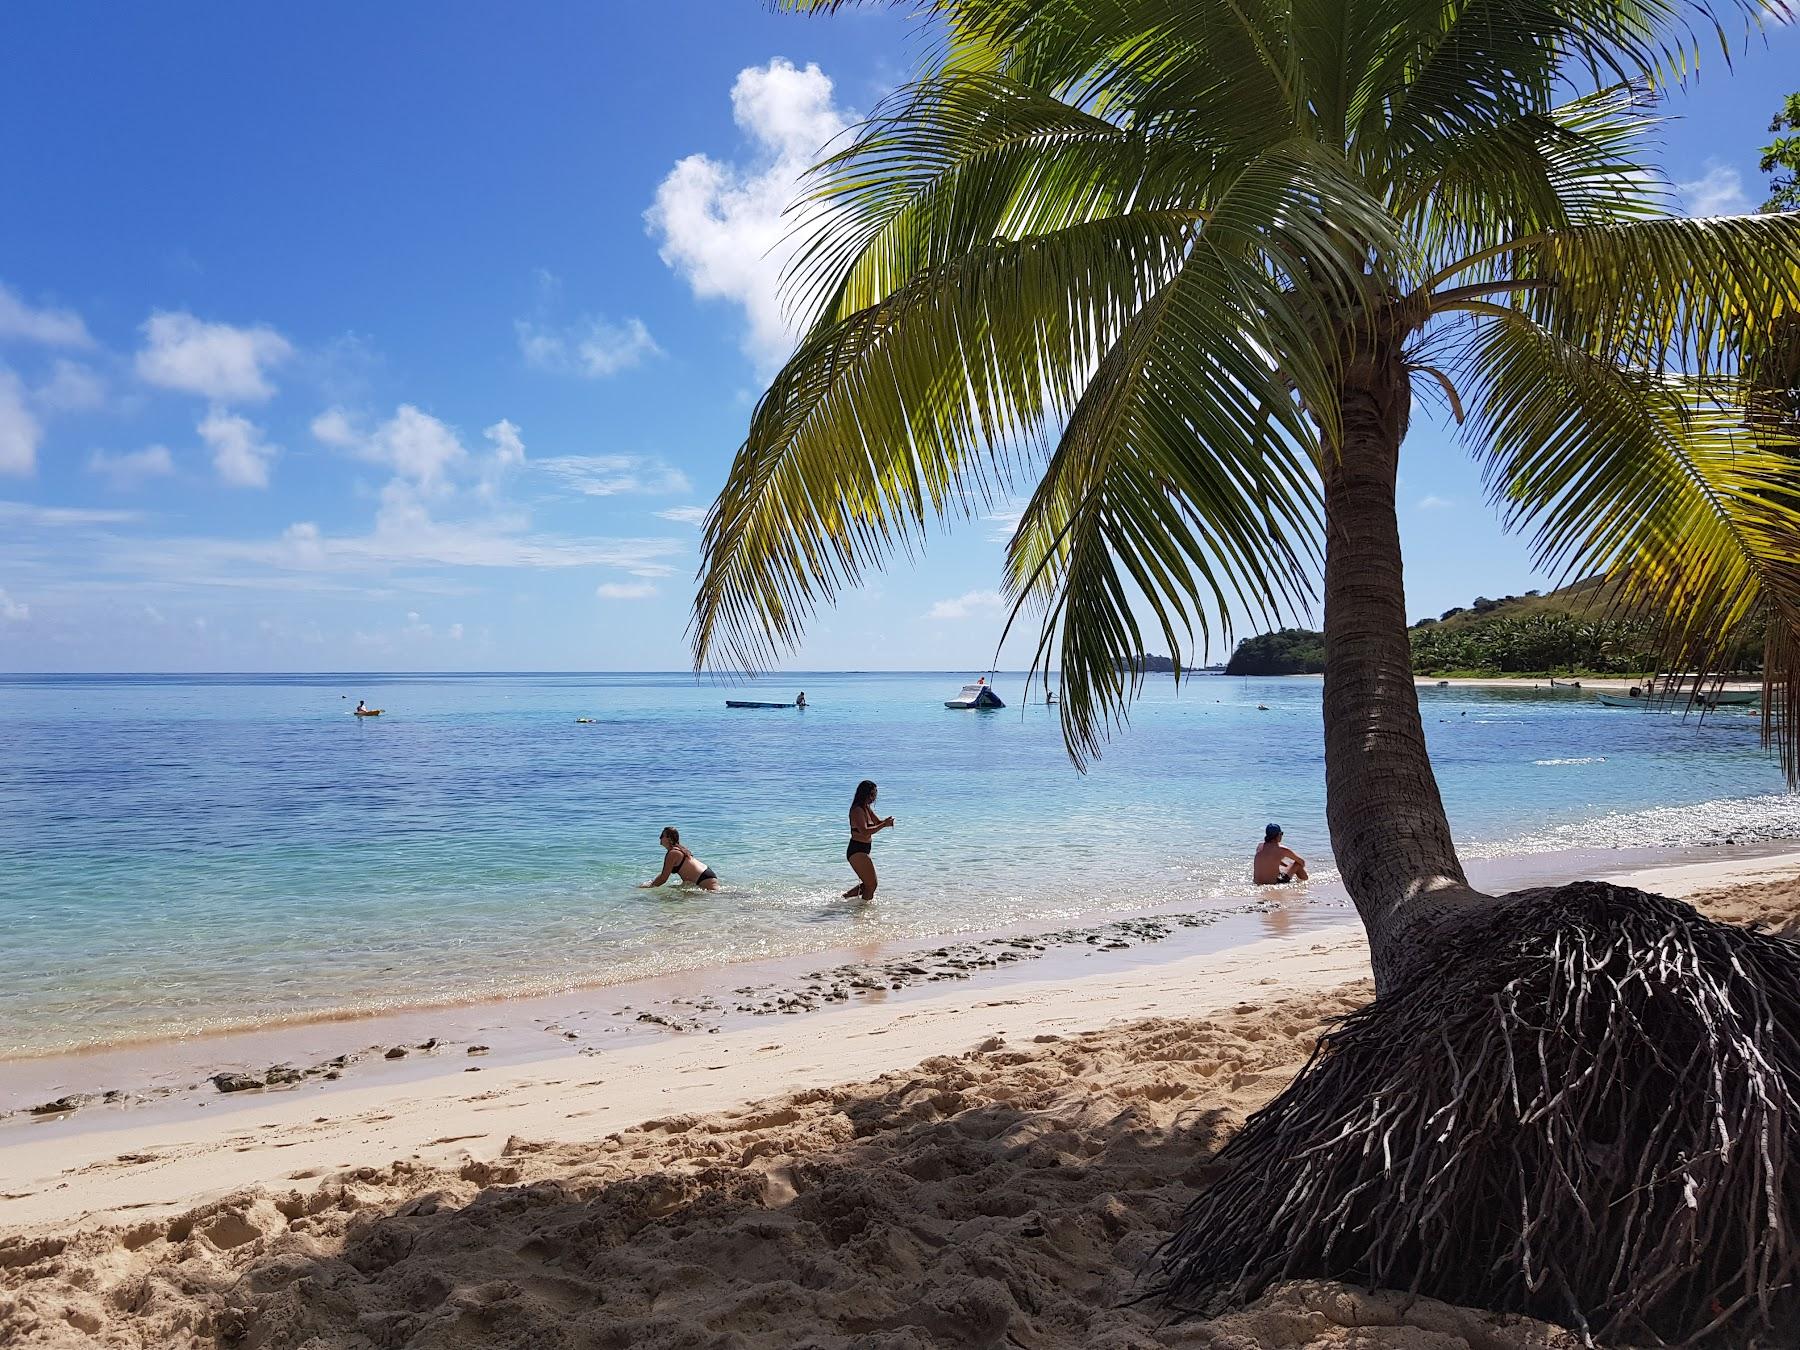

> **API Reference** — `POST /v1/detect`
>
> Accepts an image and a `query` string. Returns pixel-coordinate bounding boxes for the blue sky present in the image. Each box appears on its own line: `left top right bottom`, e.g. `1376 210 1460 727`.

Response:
0 4 1794 673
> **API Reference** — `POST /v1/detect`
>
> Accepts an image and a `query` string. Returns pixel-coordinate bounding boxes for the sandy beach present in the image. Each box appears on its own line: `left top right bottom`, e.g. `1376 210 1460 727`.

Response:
4 845 1797 1347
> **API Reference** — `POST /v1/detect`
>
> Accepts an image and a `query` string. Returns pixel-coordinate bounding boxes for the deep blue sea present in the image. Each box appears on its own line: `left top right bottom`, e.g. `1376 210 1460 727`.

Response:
2 671 1795 1057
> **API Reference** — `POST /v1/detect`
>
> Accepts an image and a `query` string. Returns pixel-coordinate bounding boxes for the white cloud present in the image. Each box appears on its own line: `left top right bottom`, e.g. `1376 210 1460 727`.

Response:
0 587 27 621
136 311 294 402
199 407 280 488
983 503 1027 543
0 500 143 527
656 504 708 525
1677 163 1751 217
448 622 464 640
33 359 106 412
597 581 658 600
926 589 1007 621
1417 494 1455 511
313 404 467 490
0 370 41 475
88 445 176 489
534 454 691 497
485 418 525 469
647 58 851 372
199 502 688 575
516 316 659 377
0 282 92 348
479 418 526 498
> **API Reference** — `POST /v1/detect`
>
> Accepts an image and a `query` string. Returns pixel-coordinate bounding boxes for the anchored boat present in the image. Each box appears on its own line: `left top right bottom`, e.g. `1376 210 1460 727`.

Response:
945 678 1004 710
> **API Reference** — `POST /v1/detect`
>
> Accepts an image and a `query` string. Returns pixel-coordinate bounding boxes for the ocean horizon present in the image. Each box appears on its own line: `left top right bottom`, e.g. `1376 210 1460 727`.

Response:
5 669 1795 1060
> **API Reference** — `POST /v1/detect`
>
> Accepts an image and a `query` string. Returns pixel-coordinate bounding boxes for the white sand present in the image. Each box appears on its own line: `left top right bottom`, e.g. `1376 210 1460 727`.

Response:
2 847 1794 1348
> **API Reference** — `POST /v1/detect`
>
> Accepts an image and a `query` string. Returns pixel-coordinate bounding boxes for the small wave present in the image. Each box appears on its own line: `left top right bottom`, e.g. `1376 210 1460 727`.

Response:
1534 756 1606 766
1492 793 1800 854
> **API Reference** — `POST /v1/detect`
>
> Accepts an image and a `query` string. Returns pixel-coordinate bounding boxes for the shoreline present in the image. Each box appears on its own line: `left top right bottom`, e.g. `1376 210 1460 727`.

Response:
1414 674 1765 692
5 838 1798 1238
5 835 1790 1124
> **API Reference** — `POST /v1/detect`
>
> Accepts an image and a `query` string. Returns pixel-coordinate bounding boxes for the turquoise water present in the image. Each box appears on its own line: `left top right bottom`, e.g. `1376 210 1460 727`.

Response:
2 671 1795 1057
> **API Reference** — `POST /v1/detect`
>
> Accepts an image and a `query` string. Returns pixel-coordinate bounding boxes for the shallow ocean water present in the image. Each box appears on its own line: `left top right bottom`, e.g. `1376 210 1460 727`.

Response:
2 670 1794 1056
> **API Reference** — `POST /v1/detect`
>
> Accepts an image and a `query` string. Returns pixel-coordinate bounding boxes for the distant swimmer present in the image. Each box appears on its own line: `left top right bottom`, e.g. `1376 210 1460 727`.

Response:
796 691 807 708
1253 823 1308 885
843 779 895 902
639 827 720 892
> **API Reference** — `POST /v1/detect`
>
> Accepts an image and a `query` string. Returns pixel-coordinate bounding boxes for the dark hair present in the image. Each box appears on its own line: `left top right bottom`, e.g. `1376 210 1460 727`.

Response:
661 826 679 844
852 780 878 810
1264 822 1282 841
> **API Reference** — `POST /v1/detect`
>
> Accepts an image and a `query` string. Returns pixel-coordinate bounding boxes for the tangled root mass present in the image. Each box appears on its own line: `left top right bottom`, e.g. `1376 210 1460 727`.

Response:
1153 882 1800 1346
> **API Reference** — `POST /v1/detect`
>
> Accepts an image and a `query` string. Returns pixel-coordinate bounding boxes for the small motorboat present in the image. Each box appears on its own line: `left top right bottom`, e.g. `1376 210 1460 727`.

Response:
726 699 797 709
1594 693 1647 708
945 679 1004 710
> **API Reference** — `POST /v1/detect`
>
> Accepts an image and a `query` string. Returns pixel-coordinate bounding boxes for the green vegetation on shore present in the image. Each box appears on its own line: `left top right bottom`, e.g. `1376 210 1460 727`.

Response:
1224 579 1769 678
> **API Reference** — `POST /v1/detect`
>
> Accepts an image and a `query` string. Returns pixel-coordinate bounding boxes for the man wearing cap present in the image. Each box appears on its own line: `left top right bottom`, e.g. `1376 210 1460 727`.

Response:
1253 823 1308 885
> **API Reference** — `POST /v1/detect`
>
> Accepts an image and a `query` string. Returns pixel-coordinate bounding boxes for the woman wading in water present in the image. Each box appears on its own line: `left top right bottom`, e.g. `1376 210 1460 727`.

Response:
843 779 894 901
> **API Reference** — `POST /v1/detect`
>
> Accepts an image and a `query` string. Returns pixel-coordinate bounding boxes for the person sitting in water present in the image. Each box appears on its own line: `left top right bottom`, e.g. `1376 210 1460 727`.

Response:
1253 823 1308 884
796 691 807 708
639 826 720 892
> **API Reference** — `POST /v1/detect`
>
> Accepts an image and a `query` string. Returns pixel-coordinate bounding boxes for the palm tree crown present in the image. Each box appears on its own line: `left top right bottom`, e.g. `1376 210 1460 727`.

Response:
693 0 1800 775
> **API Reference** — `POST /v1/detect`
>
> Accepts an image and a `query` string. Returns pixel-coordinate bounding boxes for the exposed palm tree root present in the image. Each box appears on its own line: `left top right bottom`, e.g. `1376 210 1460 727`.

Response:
1151 881 1800 1346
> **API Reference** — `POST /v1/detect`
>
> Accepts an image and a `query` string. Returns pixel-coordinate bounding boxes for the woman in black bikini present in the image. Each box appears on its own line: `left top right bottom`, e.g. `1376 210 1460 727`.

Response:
843 779 894 901
639 826 720 892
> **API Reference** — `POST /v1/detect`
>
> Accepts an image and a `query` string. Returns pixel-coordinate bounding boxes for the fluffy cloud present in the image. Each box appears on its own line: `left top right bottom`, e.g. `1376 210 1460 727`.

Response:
199 407 280 488
33 359 106 412
1677 163 1750 217
0 282 92 348
136 311 294 402
0 587 27 621
88 445 176 489
516 315 659 377
314 403 467 490
655 505 708 525
0 370 41 475
1417 494 1455 511
647 58 851 372
485 419 525 469
597 581 658 600
534 454 691 497
926 589 1007 621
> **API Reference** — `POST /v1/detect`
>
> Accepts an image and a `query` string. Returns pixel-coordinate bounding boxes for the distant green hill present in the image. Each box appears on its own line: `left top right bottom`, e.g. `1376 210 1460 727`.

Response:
1224 629 1327 675
1414 576 1615 632
1222 577 1765 678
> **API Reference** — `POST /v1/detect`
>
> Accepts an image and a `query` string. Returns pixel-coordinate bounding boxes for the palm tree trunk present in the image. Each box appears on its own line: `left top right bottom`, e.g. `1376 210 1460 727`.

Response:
1321 347 1480 993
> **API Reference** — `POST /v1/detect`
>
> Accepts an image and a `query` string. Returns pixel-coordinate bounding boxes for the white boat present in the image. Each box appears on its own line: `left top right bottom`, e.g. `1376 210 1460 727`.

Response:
945 679 1005 710
1595 693 1648 708
1697 690 1758 707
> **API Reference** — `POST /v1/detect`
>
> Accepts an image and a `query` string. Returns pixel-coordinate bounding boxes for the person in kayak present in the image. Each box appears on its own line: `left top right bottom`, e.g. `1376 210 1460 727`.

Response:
843 779 894 901
640 827 720 892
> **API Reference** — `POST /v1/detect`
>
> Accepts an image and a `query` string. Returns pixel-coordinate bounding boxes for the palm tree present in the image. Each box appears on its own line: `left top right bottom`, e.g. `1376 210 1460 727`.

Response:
691 0 1800 1338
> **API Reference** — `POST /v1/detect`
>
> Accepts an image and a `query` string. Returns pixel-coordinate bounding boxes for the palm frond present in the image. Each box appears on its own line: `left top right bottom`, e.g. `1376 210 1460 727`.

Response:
692 210 1193 672
785 74 1218 326
1506 213 1800 376
1459 313 1800 781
